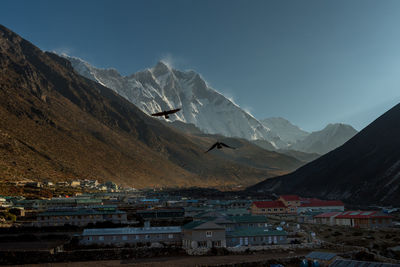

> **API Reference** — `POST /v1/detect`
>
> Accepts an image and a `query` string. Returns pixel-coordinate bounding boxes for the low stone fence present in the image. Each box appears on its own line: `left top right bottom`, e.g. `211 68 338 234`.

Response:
199 256 304 267
186 242 318 256
0 246 186 265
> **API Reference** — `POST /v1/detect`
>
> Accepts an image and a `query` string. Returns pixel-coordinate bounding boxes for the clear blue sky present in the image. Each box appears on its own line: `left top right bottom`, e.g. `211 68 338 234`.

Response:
3 0 400 131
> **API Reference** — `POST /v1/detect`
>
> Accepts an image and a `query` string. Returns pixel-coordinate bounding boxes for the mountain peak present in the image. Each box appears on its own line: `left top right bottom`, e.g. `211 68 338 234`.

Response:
324 123 356 132
152 61 172 76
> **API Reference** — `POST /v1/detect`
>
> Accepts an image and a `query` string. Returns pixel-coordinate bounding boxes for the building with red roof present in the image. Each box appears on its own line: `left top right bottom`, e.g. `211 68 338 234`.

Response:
251 200 287 215
278 195 301 209
251 195 345 216
334 211 392 228
314 211 343 225
314 211 393 228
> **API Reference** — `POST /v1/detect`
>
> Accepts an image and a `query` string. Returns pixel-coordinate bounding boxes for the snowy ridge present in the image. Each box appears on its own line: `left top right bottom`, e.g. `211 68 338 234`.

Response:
261 117 309 145
65 56 285 148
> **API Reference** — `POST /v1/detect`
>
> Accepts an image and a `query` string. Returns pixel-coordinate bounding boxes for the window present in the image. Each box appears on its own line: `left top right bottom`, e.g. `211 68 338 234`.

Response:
168 234 173 239
273 208 277 211
261 209 265 212
122 235 128 241
145 235 150 239
136 235 139 240
206 231 212 237
112 236 117 241
279 208 283 211
88 236 92 241
198 241 207 247
99 236 104 241
268 209 271 212
212 241 221 247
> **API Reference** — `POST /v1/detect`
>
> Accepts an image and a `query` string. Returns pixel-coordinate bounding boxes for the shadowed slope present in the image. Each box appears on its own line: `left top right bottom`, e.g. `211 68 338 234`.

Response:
248 103 400 205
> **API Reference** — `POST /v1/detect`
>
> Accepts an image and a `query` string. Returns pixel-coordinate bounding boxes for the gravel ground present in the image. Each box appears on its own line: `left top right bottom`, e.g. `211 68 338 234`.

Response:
7 251 309 267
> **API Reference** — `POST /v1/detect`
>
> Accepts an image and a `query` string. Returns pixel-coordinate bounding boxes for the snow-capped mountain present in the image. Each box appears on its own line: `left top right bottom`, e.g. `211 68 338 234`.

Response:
65 56 285 148
290 123 358 154
261 117 309 145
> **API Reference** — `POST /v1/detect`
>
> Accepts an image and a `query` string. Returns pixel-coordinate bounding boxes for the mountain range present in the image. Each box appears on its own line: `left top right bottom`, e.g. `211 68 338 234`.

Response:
261 118 357 155
66 57 285 148
0 24 303 189
249 103 400 205
65 56 358 156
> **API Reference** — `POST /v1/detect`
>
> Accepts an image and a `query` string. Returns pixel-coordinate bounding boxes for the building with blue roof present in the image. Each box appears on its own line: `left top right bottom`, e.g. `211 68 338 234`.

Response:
81 226 181 246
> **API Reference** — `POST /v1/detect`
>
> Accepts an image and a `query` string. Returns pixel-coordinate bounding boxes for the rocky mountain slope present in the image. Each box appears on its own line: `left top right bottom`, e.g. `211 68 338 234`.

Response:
248 103 400 205
0 25 303 189
290 123 358 155
65 56 286 149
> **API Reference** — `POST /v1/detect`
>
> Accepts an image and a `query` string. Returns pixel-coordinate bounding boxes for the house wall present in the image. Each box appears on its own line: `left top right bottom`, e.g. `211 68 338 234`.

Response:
251 204 287 215
278 198 300 208
297 206 344 213
226 235 287 247
81 232 181 246
35 213 127 227
234 222 268 229
183 229 226 249
335 217 392 228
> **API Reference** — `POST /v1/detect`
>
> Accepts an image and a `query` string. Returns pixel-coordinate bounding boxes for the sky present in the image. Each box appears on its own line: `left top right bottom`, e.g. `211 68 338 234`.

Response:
2 0 400 132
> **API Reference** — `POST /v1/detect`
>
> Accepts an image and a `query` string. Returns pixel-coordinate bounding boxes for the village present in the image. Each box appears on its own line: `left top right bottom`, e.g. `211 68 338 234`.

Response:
0 179 399 266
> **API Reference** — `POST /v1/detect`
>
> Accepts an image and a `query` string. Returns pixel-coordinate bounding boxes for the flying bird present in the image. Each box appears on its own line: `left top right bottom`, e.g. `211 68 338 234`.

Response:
151 108 181 119
205 142 236 153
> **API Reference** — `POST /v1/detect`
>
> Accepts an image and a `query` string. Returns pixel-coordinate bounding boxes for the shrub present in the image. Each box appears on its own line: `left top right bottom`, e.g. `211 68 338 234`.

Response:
353 251 375 261
332 231 342 236
352 232 363 236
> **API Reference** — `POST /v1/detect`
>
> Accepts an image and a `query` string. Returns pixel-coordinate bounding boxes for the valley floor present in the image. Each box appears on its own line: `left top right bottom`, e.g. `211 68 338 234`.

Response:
6 251 308 267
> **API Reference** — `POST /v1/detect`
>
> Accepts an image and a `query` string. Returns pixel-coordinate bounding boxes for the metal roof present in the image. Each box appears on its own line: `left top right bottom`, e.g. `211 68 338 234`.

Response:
38 209 125 216
183 221 225 230
82 226 181 236
228 215 268 223
252 201 286 208
226 228 287 237
300 200 344 207
314 212 343 218
306 251 337 260
336 211 393 219
137 209 184 213
329 259 400 267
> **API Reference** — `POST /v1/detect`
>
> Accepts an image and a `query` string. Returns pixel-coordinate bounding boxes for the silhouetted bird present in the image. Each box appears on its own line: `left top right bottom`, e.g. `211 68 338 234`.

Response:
205 142 235 153
151 108 181 119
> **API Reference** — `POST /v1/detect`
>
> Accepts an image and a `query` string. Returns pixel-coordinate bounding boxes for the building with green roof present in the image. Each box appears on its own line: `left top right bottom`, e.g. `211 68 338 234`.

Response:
34 208 127 227
182 220 226 249
194 215 269 232
226 228 287 247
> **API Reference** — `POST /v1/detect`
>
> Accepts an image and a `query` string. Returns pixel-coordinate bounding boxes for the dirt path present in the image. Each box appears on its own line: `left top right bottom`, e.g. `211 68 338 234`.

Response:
8 251 309 267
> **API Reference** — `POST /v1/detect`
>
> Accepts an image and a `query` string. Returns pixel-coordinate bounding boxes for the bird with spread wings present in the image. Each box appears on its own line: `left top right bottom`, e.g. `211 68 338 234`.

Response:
151 108 181 119
205 141 236 153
